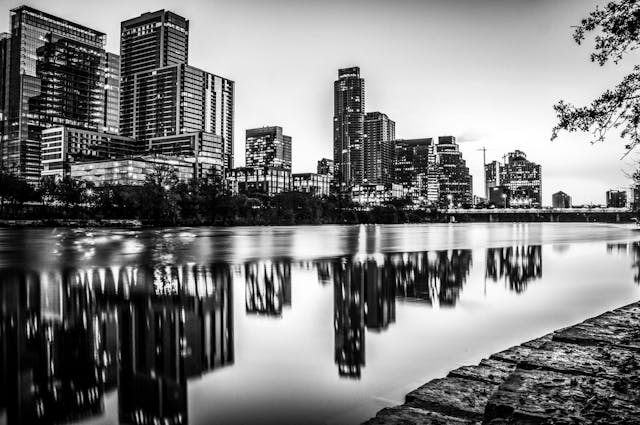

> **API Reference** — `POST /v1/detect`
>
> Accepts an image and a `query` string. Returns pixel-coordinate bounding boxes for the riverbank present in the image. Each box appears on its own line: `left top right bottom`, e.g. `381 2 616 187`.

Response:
0 219 143 227
364 301 640 424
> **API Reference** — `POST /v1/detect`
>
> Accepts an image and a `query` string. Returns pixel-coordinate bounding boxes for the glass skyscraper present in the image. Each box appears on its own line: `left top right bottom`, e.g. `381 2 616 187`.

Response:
364 112 395 185
333 67 365 189
245 126 292 170
0 6 107 183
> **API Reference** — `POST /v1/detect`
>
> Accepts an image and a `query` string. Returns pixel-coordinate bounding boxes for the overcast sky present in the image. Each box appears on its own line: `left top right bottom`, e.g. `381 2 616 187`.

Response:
3 0 639 205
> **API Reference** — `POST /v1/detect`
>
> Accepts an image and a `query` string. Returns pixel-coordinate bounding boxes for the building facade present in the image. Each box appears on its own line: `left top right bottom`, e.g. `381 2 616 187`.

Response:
41 127 136 178
102 52 120 134
606 189 628 208
498 150 542 208
147 131 224 179
552 191 572 208
393 138 439 205
70 155 195 186
363 112 395 185
292 173 331 196
226 167 291 196
317 158 334 179
436 136 473 207
333 67 365 189
350 183 403 207
245 126 291 170
1 6 107 183
119 11 234 170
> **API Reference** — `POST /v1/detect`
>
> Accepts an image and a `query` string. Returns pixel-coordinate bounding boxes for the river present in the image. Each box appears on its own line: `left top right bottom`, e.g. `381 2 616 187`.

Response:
0 223 639 425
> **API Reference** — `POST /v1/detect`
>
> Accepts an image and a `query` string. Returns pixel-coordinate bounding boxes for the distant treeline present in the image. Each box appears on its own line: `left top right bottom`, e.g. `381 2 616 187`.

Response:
0 168 438 226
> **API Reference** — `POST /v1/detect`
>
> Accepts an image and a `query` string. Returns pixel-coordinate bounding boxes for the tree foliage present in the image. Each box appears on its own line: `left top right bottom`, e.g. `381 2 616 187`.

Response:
552 0 640 151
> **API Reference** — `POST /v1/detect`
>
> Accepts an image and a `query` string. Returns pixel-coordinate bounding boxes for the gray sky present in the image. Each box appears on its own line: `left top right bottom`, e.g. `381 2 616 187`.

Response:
4 0 639 205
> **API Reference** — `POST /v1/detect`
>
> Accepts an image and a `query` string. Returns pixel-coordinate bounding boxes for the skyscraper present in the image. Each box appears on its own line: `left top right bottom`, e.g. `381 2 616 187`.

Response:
102 52 121 134
0 6 107 183
490 150 542 207
245 126 292 170
364 112 395 185
119 11 234 170
436 136 473 207
333 67 365 189
119 10 188 140
393 138 439 204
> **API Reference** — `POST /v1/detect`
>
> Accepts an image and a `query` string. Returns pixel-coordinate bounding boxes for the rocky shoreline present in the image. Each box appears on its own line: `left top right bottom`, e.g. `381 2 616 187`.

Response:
364 301 640 424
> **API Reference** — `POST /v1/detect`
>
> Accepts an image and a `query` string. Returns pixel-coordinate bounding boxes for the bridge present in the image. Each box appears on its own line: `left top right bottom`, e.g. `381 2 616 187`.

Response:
438 207 636 223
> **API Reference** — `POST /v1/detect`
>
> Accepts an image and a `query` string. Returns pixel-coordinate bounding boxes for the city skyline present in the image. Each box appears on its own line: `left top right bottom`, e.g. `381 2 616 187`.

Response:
0 0 637 205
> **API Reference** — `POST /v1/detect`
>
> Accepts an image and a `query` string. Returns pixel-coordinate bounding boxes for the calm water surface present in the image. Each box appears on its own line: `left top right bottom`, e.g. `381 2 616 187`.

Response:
0 223 639 425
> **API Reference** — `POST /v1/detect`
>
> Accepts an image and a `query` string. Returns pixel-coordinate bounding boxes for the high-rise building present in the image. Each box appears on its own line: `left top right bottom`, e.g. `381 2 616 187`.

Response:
119 11 234 170
333 67 365 189
393 138 439 204
496 150 542 207
317 158 334 179
245 126 291 170
102 52 120 134
119 10 188 138
1 6 107 183
552 191 572 208
364 112 395 184
436 136 473 207
606 189 628 208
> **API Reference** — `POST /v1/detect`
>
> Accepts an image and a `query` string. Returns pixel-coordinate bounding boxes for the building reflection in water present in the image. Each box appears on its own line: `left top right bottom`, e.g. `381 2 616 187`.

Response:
607 241 640 284
0 263 234 425
485 245 542 293
244 261 291 316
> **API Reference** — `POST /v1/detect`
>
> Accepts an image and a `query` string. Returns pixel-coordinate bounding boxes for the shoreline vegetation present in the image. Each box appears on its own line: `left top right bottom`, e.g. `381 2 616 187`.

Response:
0 171 637 227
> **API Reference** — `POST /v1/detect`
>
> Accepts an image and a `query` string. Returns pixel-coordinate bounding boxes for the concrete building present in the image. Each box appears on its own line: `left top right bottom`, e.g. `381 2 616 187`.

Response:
333 67 365 189
226 167 291 196
552 191 572 208
292 173 331 196
41 127 136 178
245 126 292 170
364 112 395 185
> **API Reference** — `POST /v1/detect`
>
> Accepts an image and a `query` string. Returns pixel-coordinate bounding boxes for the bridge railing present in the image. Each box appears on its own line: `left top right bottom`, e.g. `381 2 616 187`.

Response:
440 207 632 214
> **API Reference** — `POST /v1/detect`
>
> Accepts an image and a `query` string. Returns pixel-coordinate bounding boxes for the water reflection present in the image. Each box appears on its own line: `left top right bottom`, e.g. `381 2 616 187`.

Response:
607 241 640 284
485 246 542 293
0 265 233 425
3 232 640 424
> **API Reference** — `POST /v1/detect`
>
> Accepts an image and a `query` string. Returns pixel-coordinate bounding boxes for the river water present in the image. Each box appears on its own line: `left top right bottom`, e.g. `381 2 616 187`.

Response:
0 223 639 425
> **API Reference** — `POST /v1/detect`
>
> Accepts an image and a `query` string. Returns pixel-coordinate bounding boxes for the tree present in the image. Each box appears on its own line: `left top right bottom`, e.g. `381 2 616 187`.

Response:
552 0 640 152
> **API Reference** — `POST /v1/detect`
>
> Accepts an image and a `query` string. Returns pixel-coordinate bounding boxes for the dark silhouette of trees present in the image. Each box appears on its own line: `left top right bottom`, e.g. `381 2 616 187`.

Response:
552 0 640 151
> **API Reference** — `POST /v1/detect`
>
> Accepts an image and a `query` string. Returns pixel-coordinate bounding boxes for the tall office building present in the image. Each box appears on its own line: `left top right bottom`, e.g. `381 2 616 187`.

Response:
102 52 120 134
120 11 234 170
606 189 628 208
436 136 473 207
364 112 395 184
245 126 292 170
552 191 572 208
0 6 107 183
492 150 542 207
333 67 365 189
393 138 439 204
119 10 188 139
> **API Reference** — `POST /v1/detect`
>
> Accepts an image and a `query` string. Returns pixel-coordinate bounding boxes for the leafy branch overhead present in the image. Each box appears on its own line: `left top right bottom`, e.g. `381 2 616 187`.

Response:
552 0 640 152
